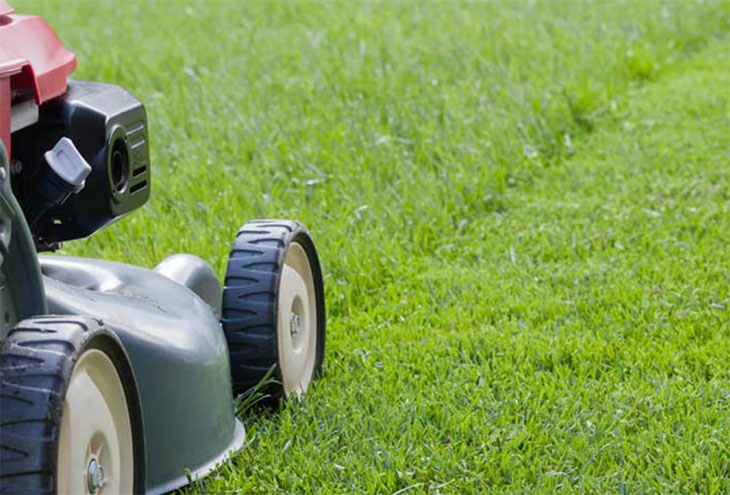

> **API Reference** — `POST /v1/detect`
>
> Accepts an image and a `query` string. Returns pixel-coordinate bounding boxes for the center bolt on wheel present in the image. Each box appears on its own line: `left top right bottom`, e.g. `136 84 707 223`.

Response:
87 457 106 494
290 312 301 338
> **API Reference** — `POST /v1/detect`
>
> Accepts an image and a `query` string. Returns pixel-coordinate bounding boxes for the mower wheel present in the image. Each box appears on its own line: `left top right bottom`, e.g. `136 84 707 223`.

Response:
0 317 144 495
222 220 325 401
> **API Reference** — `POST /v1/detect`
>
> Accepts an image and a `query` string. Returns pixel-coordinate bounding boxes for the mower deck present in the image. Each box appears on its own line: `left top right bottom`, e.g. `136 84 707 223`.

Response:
40 255 246 494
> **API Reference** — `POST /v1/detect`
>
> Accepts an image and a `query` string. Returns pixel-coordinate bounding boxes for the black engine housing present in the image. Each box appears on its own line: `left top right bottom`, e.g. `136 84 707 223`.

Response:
12 80 151 245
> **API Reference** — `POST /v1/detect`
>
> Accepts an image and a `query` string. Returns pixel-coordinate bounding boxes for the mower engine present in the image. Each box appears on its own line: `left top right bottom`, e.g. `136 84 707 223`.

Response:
11 80 150 249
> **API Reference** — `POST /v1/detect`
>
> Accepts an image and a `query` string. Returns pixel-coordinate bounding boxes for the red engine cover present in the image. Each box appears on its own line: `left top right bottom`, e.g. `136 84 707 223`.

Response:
0 1 76 156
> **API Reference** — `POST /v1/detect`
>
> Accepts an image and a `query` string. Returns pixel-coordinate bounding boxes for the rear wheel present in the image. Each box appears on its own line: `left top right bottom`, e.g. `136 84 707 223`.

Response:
0 317 144 495
222 220 325 401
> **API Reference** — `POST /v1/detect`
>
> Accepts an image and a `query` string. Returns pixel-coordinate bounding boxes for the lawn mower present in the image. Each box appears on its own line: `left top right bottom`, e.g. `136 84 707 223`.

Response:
0 2 326 494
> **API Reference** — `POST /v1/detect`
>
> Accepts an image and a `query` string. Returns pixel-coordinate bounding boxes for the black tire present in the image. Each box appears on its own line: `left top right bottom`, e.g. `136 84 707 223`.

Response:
0 316 145 495
222 220 326 400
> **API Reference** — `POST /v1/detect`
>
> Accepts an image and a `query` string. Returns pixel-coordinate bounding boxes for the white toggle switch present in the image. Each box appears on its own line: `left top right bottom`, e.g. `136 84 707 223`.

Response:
44 137 92 190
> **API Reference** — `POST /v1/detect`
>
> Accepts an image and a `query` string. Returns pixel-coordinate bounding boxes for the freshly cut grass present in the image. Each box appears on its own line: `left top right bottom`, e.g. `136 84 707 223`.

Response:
18 1 730 493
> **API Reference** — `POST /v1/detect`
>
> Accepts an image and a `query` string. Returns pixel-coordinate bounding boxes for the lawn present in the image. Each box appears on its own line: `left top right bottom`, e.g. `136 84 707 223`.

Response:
16 0 730 493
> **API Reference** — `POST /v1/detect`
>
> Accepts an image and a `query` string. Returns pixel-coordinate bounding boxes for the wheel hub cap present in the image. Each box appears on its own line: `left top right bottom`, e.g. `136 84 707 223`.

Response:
277 242 318 397
57 349 134 495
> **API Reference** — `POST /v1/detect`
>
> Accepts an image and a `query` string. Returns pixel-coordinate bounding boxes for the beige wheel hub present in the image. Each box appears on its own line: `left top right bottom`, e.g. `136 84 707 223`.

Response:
57 349 134 495
277 242 318 397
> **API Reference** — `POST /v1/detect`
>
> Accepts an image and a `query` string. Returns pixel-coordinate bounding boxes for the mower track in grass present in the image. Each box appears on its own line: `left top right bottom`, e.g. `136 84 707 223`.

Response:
193 32 729 495
14 1 730 494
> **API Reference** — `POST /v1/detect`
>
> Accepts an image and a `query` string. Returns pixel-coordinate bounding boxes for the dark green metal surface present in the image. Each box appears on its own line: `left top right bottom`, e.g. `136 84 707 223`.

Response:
0 143 47 339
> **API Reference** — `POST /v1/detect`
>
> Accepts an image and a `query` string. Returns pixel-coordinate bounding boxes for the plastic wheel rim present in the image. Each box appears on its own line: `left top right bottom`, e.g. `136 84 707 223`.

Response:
277 241 318 397
57 349 134 495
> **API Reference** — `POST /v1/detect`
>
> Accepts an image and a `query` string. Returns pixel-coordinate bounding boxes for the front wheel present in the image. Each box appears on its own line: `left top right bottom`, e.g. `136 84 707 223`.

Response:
222 220 326 401
0 317 145 495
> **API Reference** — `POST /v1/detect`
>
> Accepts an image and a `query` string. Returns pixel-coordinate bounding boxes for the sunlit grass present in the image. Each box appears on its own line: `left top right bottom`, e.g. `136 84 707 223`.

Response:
16 1 730 493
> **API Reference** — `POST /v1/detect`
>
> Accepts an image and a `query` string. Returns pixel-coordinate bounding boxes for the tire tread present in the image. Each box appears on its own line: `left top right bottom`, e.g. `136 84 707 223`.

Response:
0 317 100 494
222 219 325 402
223 220 302 395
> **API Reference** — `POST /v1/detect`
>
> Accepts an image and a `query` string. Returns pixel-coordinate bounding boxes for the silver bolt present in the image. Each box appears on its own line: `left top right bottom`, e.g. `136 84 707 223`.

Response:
87 458 105 493
289 313 300 338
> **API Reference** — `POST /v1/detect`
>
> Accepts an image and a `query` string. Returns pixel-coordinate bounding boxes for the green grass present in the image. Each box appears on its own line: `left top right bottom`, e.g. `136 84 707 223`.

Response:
17 0 730 493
